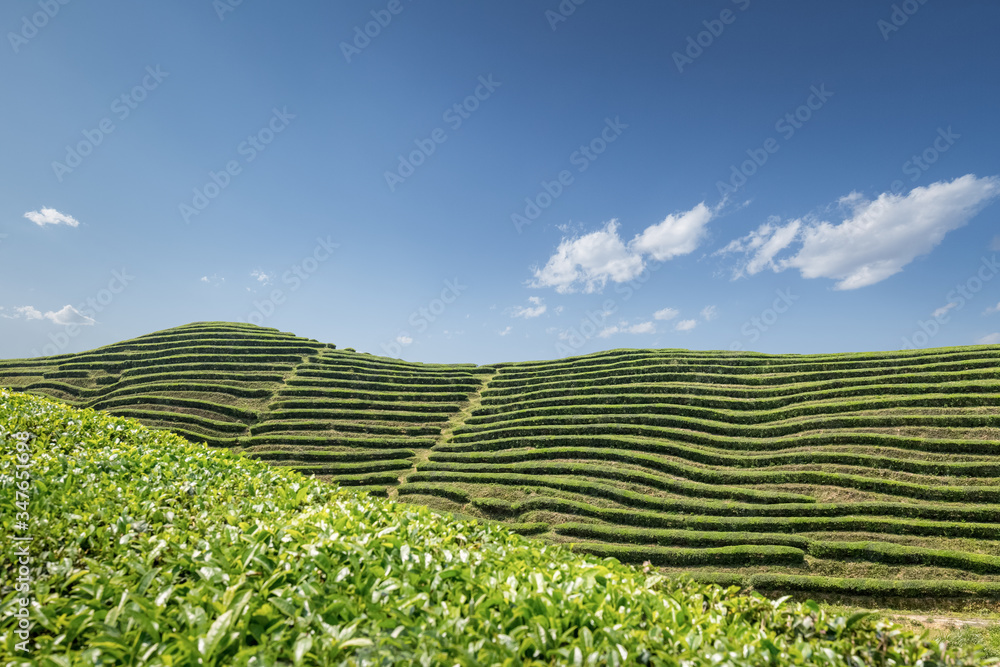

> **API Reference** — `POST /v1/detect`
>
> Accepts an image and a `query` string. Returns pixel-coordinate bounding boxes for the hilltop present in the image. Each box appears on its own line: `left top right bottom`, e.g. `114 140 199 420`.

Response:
0 390 985 665
3 321 1000 605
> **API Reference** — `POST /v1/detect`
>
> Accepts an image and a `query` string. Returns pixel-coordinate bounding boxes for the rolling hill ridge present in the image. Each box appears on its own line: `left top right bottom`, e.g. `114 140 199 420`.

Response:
4 320 1000 603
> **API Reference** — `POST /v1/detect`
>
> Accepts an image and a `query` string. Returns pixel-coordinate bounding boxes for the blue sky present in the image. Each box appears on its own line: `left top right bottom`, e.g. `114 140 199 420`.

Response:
2 1 999 365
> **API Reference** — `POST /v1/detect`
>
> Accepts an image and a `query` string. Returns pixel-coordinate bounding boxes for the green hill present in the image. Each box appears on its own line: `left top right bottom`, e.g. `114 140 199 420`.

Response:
0 390 986 665
3 321 1000 603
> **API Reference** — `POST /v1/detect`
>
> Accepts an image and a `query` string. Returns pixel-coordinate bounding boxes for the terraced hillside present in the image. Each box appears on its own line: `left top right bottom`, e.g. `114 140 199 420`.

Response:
0 322 490 492
403 347 1000 603
4 325 1000 602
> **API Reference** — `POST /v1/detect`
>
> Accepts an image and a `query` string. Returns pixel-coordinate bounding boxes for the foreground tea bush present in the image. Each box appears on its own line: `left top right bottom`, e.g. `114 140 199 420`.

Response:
0 392 989 665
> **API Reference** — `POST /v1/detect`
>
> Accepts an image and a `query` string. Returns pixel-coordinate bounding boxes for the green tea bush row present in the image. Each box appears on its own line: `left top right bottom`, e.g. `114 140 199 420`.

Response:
414 465 1000 516
287 377 478 394
296 368 482 387
438 428 1000 457
472 381 1000 418
687 572 1000 599
502 495 1000 540
808 541 1000 574
246 433 435 449
91 394 260 421
278 386 470 403
248 448 414 463
397 482 471 503
492 351 1000 388
450 412 1000 443
486 356 1000 391
424 451 997 503
107 370 286 389
433 440 999 480
571 542 807 567
250 419 439 437
266 408 450 423
285 458 412 476
430 453 814 504
105 407 248 434
478 369 1000 406
468 393 1000 428
319 470 401 486
553 522 812 549
494 346 999 379
269 399 460 414
121 361 295 378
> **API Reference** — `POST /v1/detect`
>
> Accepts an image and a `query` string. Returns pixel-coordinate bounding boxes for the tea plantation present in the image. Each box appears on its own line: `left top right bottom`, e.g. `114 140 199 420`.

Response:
3 321 1000 605
0 390 988 664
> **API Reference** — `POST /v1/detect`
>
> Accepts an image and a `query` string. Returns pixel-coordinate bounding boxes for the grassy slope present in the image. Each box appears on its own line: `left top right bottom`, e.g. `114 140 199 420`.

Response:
0 390 988 665
3 321 1000 603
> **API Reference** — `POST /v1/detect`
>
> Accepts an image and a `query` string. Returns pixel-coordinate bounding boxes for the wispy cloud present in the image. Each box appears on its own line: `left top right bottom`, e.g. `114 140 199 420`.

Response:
717 175 1000 290
976 333 1000 345
675 319 697 332
531 202 714 293
200 274 224 287
511 296 547 318
24 207 80 227
701 305 718 321
933 302 959 319
251 269 274 286
499 325 512 336
653 307 679 321
598 321 656 338
1 304 95 325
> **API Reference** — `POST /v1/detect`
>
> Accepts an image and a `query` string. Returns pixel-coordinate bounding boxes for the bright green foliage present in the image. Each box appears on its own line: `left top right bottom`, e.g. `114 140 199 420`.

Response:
1 391 991 665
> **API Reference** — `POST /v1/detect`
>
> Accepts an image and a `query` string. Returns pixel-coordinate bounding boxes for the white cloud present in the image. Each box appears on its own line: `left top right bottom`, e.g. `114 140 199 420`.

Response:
512 296 547 318
701 305 718 321
984 301 1000 316
630 203 714 261
653 307 679 321
499 326 512 336
396 334 413 346
977 333 1000 345
1 304 94 325
598 321 656 338
1 306 41 320
531 220 644 294
715 218 801 279
531 202 715 293
933 302 959 319
45 305 95 326
717 175 1000 289
24 207 80 228
200 274 224 286
251 270 274 286
675 319 697 331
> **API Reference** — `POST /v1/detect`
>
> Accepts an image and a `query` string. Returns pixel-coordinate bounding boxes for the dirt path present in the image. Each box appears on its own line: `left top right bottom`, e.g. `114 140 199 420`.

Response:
887 614 995 631
389 368 497 500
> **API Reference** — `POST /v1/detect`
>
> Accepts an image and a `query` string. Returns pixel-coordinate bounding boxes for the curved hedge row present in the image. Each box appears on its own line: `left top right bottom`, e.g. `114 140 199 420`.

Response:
430 441 1000 479
417 459 997 503
450 412 1000 443
553 522 812 549
437 428 1000 457
571 542 806 567
493 495 1000 540
429 456 815 504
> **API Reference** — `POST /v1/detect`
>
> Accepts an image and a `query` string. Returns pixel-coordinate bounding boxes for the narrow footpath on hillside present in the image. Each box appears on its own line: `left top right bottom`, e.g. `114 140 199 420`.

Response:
389 368 498 500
